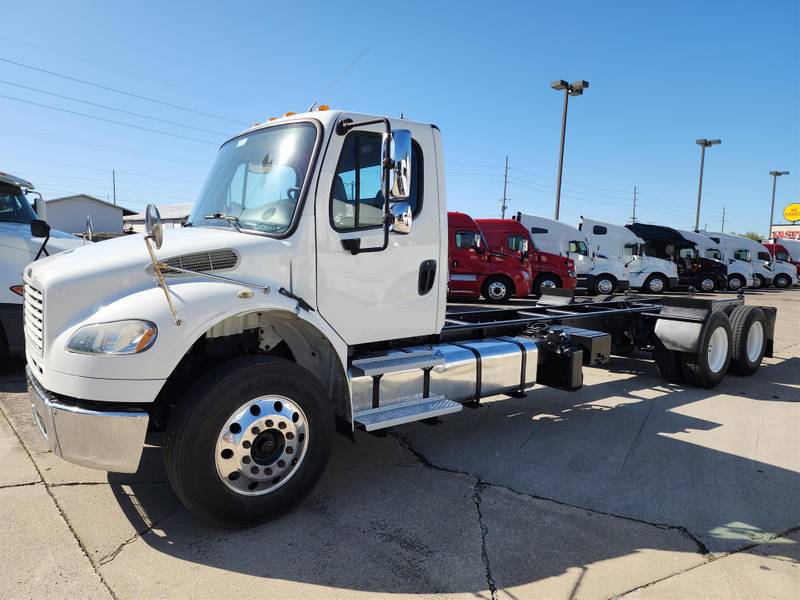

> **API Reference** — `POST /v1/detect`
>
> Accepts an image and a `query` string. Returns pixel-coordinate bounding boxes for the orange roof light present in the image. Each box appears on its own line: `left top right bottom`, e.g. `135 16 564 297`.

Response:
284 111 296 117
268 117 278 121
318 105 329 111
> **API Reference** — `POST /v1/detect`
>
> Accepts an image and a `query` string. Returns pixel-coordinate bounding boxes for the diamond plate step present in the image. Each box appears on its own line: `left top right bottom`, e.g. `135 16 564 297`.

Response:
353 394 462 431
350 351 444 377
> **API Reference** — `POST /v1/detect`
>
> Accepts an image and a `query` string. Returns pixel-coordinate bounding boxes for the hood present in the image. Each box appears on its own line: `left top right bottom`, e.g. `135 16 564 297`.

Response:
26 227 292 339
0 221 84 255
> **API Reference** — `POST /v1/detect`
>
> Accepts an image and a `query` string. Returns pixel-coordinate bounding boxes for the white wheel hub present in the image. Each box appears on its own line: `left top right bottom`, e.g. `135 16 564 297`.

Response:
700 278 715 292
541 280 557 289
597 279 614 294
488 281 507 299
649 277 664 292
746 320 764 363
728 277 741 290
707 326 729 373
215 395 309 496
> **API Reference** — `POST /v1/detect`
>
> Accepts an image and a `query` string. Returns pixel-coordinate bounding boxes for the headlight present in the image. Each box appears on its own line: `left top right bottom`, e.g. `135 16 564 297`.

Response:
66 320 157 355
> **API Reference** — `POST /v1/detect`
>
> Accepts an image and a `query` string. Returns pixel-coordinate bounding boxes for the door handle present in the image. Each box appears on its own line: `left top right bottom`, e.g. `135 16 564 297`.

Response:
418 260 437 295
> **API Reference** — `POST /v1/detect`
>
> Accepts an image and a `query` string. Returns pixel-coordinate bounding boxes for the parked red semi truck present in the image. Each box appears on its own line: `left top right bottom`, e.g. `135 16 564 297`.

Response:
447 212 531 302
763 241 800 279
476 218 577 296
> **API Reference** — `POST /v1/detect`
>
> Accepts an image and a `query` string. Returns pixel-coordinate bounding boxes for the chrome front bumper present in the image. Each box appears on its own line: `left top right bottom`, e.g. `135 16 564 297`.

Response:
27 366 149 473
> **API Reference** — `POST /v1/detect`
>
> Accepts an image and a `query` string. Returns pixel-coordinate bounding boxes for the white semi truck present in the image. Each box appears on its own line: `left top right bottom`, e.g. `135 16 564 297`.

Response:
0 172 84 361
579 217 678 293
512 213 629 294
696 231 754 291
24 109 777 528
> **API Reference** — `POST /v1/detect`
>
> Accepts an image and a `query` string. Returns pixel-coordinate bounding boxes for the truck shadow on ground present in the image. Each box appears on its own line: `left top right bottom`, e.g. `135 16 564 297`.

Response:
108 355 800 594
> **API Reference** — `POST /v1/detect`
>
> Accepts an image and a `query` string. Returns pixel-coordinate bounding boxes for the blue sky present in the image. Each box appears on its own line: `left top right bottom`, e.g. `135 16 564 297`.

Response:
1 0 797 236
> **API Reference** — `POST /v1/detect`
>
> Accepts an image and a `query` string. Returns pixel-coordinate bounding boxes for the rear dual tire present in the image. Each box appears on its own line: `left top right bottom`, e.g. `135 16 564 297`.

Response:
728 306 767 375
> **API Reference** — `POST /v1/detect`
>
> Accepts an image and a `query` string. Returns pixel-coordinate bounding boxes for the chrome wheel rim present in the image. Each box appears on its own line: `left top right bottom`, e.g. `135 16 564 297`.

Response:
215 395 309 496
775 275 788 288
707 326 729 373
597 279 613 294
649 278 664 292
752 276 762 288
746 321 764 363
541 280 557 289
488 281 507 300
728 277 741 290
700 278 715 292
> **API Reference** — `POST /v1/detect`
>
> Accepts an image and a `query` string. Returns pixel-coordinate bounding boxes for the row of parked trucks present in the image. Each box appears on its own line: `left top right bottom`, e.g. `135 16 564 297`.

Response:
0 108 794 528
445 210 799 303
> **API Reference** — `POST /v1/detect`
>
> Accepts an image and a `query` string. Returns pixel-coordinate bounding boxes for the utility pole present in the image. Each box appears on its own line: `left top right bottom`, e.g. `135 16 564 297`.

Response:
631 185 637 223
112 170 117 205
721 206 726 232
500 156 509 219
550 79 589 220
694 138 721 231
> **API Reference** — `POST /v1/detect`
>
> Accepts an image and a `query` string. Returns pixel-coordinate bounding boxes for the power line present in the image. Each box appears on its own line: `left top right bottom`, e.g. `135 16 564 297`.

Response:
0 94 219 145
0 56 249 125
0 80 231 136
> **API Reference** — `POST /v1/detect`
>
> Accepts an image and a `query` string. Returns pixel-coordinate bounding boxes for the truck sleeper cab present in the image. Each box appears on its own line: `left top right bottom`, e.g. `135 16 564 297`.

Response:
447 212 531 302
475 217 577 296
24 109 777 529
513 212 629 295
698 230 754 291
579 217 678 294
627 223 728 292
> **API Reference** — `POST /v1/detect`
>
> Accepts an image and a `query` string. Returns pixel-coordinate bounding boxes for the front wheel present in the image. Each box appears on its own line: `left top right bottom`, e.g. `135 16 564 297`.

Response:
696 274 717 293
483 275 514 303
727 275 745 291
774 273 791 289
532 274 560 296
593 275 616 295
164 356 333 528
751 274 764 289
643 274 668 294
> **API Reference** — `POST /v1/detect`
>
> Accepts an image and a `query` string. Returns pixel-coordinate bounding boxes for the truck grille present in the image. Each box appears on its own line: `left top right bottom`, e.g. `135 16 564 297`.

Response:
24 284 44 358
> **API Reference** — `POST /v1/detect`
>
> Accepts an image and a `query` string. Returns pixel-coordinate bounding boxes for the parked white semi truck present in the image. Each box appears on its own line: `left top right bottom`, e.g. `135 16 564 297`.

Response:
579 217 678 293
24 110 777 528
0 172 84 360
512 213 629 294
742 236 798 289
696 231 754 291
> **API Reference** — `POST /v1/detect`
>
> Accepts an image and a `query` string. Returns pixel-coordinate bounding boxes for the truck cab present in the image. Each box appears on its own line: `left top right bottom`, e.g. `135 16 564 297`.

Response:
513 212 629 294
762 240 800 288
677 229 747 291
0 172 84 360
697 231 755 291
475 218 576 296
738 237 797 289
627 223 728 292
580 217 678 293
23 109 777 529
447 212 531 302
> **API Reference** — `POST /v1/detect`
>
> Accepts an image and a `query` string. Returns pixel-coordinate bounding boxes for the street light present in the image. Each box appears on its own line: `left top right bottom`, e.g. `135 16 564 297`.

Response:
768 170 790 241
551 79 589 220
693 138 721 231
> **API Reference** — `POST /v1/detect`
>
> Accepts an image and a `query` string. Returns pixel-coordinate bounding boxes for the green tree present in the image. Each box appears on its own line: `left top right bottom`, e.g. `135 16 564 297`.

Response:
730 231 765 242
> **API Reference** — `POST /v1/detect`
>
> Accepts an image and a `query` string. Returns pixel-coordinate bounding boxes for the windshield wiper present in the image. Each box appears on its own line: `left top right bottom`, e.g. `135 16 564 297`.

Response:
204 212 242 232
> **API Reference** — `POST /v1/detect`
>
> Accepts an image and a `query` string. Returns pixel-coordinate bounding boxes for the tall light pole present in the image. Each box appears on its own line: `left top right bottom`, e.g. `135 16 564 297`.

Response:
768 170 789 240
693 138 721 231
551 79 589 220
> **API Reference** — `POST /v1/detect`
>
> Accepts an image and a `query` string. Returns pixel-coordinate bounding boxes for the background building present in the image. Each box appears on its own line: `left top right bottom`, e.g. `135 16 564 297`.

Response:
46 194 136 234
123 203 194 233
770 223 800 240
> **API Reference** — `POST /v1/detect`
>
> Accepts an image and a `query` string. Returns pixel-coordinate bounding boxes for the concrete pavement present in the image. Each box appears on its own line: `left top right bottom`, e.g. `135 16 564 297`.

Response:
1 289 798 599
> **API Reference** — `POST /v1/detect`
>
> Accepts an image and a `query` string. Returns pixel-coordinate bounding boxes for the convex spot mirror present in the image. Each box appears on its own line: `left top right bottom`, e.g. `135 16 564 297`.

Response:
30 219 50 238
390 202 412 234
382 129 412 200
145 203 164 249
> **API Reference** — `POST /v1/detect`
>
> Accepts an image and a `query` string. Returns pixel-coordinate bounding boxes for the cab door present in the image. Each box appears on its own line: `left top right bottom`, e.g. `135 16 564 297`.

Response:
449 228 485 298
314 118 441 345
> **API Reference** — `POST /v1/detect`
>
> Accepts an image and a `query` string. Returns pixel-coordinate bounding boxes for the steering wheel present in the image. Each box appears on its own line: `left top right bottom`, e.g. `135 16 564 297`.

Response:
286 187 301 202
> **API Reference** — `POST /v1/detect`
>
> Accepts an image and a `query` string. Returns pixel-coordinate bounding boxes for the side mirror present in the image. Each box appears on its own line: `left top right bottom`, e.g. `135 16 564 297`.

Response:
86 215 94 242
145 204 164 249
382 129 412 200
390 201 412 234
30 219 50 238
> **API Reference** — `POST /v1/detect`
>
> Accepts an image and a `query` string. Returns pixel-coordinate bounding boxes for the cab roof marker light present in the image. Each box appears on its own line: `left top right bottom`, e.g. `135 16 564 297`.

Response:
284 111 296 117
317 105 329 111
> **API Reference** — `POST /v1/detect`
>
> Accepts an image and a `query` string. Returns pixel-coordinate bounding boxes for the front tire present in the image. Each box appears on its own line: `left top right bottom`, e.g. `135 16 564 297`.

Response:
593 275 616 295
483 275 514 303
774 273 791 289
532 274 561 296
696 274 717 293
751 274 764 289
164 356 333 528
727 274 745 291
643 274 668 294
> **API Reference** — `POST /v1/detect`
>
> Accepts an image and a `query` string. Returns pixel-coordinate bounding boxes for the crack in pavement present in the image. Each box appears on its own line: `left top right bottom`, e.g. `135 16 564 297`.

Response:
97 506 184 567
472 480 498 600
0 406 120 600
0 480 41 489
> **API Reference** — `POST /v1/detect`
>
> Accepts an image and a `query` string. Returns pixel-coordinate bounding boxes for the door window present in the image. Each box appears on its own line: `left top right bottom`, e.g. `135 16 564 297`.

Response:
455 230 479 249
569 240 588 256
330 132 422 231
507 234 528 252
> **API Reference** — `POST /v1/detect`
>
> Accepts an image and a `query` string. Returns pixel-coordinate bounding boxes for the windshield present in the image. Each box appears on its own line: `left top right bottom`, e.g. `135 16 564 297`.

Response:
0 183 37 225
189 122 318 234
678 246 696 259
705 248 722 260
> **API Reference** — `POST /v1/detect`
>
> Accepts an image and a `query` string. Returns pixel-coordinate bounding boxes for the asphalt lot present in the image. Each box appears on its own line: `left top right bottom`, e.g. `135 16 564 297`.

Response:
1 289 798 599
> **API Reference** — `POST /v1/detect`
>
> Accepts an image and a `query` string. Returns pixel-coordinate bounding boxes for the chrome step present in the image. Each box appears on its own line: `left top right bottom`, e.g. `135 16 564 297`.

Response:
350 351 444 377
353 394 462 431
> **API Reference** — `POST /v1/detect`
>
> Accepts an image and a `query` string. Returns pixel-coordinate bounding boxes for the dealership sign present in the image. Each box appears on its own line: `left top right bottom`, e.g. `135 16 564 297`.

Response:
784 203 800 223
